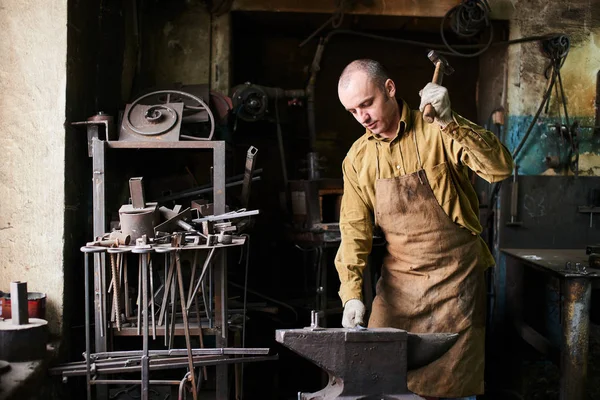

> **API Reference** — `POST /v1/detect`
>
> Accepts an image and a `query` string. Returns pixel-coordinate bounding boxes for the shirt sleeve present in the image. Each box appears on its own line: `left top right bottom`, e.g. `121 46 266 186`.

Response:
334 155 374 305
441 113 514 183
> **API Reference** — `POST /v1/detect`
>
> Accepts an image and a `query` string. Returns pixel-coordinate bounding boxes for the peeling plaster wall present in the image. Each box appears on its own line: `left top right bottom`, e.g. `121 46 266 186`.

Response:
0 1 67 334
500 0 600 175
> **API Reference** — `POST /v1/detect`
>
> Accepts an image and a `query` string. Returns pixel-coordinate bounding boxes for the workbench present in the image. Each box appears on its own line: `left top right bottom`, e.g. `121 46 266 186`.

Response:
502 248 600 400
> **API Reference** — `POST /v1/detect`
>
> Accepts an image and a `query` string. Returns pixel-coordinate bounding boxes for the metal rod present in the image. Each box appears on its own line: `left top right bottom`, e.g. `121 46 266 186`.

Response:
60 355 277 377
215 251 229 400
187 251 200 308
149 255 156 340
141 253 150 400
194 296 208 381
175 251 198 400
88 348 270 360
169 267 177 349
158 254 177 326
155 171 262 203
85 254 91 400
91 380 181 385
124 255 130 318
208 264 213 329
213 141 226 214
137 256 142 336
164 253 169 347
10 281 28 325
187 248 216 310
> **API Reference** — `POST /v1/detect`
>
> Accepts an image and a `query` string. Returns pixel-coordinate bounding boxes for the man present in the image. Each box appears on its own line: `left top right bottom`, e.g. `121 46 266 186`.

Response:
334 59 513 400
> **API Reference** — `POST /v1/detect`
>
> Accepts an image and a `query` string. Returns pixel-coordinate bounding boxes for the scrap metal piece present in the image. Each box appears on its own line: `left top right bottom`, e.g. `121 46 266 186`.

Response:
120 102 184 142
119 177 158 241
155 207 197 235
11 282 28 325
130 177 147 209
276 327 457 400
241 146 258 208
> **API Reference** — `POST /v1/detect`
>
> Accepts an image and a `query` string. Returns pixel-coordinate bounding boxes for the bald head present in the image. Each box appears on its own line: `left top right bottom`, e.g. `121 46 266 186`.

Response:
338 59 389 93
338 59 399 138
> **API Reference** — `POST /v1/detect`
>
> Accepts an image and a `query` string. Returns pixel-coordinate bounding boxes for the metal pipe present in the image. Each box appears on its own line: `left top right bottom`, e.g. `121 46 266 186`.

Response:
141 253 150 400
560 278 591 400
91 380 181 385
85 254 91 400
59 355 277 377
89 348 270 360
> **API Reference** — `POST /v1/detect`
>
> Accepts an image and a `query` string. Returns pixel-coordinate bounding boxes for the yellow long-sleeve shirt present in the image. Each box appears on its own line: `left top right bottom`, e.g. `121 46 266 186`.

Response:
334 100 514 305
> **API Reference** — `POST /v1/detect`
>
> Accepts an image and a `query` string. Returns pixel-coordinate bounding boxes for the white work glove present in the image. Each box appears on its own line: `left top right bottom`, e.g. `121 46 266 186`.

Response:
419 82 453 128
342 299 365 328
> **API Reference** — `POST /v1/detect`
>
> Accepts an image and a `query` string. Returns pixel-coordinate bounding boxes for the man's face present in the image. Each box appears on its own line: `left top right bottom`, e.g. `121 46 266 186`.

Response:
338 71 397 135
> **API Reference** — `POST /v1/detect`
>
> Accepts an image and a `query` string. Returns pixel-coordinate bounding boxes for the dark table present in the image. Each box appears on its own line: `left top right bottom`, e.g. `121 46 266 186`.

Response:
502 248 600 400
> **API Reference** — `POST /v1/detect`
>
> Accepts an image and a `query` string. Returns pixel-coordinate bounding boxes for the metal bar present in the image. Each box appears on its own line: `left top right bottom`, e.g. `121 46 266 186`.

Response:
164 253 169 347
92 139 107 348
156 177 261 203
91 380 181 385
158 168 261 198
110 254 121 330
241 146 258 208
208 264 213 329
141 253 150 400
150 256 156 340
137 256 142 335
194 295 208 381
124 256 130 318
107 141 229 149
158 254 177 326
53 353 238 372
53 354 240 374
187 248 216 310
186 251 200 308
175 251 198 400
129 177 146 209
213 141 226 215
10 281 28 325
60 355 277 377
192 209 260 224
560 278 592 400
92 138 108 400
215 250 229 400
85 254 92 400
88 348 270 360
169 267 177 349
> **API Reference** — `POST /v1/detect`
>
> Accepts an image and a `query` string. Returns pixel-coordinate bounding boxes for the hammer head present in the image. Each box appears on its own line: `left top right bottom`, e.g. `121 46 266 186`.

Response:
427 50 455 75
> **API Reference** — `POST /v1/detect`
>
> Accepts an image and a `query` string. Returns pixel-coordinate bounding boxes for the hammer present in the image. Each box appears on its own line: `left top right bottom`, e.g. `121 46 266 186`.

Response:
423 50 455 124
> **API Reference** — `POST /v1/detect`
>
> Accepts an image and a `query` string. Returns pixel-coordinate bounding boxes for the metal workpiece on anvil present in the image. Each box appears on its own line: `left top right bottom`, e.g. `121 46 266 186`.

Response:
276 327 458 400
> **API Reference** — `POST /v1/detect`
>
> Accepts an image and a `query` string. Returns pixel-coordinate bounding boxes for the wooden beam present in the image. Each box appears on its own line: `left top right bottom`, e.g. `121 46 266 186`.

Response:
232 0 461 18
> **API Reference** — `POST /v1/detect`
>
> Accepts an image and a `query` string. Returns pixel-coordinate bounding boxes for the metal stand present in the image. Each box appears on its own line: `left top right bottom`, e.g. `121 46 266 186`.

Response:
79 240 243 400
90 139 228 399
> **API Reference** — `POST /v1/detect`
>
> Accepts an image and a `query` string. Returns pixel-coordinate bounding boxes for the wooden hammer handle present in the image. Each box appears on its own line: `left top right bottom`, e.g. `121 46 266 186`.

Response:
423 62 445 124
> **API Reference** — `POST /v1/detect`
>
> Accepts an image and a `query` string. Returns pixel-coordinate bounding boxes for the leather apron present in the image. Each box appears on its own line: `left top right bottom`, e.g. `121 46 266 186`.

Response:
367 131 486 398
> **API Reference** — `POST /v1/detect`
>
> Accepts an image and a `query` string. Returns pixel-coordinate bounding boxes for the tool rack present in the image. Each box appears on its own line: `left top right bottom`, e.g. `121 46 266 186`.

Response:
88 139 235 399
